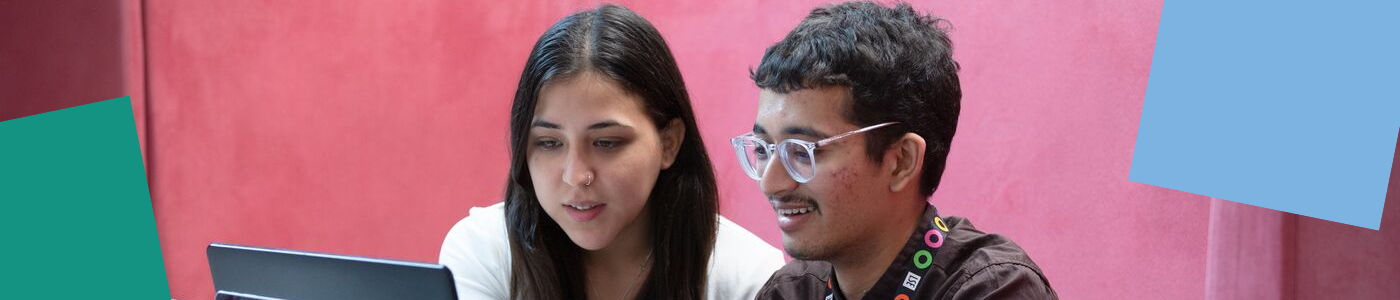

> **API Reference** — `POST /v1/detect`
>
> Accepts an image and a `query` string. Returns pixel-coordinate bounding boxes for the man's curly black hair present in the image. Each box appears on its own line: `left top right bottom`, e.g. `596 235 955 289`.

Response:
752 1 961 197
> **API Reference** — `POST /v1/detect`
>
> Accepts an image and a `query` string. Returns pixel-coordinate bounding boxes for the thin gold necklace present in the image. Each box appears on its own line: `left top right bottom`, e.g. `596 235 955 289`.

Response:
618 251 653 300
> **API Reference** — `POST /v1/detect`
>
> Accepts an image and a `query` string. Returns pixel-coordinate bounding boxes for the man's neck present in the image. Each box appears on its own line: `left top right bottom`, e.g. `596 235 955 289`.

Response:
831 200 928 300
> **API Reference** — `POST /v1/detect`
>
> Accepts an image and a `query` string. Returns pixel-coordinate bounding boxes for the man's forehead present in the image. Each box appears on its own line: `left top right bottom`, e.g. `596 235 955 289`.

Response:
759 86 851 112
755 87 853 135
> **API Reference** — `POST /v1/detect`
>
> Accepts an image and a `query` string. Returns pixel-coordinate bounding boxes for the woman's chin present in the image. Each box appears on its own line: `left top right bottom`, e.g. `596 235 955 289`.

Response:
563 230 613 251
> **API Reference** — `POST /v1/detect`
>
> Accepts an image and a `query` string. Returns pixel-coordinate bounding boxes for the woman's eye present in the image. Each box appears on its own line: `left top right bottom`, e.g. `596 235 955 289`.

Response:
536 139 562 150
594 139 624 149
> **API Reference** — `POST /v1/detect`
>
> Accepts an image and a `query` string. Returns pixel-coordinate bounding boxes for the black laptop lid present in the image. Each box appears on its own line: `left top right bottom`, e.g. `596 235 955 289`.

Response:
207 243 457 300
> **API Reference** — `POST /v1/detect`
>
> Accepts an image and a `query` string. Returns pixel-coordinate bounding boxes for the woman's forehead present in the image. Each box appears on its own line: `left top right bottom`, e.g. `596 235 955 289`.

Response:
534 74 650 129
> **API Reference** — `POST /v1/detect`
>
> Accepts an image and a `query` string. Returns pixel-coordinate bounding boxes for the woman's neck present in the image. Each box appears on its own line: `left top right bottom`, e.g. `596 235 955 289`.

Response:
585 206 652 267
583 207 654 299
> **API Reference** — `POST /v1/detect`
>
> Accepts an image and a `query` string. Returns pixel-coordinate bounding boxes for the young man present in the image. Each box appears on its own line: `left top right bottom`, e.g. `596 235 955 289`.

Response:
732 2 1057 299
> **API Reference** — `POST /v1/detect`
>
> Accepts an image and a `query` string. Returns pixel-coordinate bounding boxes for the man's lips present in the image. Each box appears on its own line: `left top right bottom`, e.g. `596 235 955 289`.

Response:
775 206 816 216
770 197 819 216
772 197 819 232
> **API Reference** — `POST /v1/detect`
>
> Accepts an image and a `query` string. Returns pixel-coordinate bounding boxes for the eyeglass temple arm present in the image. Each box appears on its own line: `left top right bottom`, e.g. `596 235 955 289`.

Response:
814 122 901 146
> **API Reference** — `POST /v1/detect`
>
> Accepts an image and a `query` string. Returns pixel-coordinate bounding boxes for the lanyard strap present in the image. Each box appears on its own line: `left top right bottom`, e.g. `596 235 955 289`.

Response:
825 209 949 300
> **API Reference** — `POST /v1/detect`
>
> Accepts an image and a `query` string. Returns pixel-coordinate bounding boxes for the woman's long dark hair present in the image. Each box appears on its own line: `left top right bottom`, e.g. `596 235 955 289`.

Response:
503 4 719 300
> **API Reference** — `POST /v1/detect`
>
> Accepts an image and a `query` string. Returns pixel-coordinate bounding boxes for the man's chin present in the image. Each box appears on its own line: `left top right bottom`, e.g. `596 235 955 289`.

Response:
781 235 828 261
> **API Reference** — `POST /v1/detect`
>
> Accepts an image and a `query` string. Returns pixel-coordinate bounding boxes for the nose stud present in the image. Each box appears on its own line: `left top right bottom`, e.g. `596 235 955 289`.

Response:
584 173 594 186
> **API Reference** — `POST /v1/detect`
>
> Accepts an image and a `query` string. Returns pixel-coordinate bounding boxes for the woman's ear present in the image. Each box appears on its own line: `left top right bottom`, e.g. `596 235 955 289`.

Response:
660 118 685 169
887 133 926 192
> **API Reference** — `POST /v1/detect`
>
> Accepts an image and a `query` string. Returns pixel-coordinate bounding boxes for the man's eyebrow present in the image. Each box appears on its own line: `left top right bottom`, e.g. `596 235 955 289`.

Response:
753 124 827 139
783 126 827 139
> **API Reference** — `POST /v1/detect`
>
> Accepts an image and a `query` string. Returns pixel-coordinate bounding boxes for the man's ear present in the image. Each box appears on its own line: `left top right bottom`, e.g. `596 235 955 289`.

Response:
660 118 685 169
887 133 926 192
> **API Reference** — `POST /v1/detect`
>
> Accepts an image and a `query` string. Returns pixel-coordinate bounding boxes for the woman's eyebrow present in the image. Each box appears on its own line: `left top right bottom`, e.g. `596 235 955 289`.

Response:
587 120 629 130
531 120 560 129
530 120 631 130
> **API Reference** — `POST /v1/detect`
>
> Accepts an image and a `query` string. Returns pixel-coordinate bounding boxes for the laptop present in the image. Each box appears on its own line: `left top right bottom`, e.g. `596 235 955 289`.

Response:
207 243 457 300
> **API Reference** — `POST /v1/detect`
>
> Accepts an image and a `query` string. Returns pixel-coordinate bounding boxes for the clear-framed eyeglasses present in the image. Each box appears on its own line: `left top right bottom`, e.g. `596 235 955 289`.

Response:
729 122 900 183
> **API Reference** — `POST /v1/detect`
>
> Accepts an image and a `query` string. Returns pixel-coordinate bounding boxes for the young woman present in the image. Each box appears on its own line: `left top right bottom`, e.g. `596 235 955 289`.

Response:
439 4 783 300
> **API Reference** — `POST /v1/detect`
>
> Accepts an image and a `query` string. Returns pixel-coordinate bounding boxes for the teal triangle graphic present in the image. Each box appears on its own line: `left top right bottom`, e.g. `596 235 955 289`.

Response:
0 96 170 298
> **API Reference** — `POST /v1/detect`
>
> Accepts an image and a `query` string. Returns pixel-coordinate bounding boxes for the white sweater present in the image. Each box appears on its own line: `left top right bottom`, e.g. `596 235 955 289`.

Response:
439 202 785 300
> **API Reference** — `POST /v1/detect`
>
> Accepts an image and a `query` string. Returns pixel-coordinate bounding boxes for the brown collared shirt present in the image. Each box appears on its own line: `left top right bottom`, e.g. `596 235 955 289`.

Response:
755 205 1057 300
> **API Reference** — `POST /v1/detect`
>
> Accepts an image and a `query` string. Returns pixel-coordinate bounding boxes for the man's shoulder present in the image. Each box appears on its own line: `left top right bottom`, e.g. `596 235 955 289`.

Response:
935 216 1057 299
755 259 831 300
938 216 1043 273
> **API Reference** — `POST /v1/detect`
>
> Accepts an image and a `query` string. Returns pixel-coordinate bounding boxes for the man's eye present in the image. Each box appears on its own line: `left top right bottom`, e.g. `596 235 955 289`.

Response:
753 147 770 159
792 151 812 163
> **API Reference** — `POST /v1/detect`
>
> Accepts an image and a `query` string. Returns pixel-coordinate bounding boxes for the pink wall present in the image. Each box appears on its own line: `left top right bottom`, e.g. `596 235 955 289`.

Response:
0 0 147 161
1206 140 1400 299
142 1 1196 299
1294 137 1400 299
0 0 146 161
918 1 1211 298
0 0 126 121
8 1 1398 300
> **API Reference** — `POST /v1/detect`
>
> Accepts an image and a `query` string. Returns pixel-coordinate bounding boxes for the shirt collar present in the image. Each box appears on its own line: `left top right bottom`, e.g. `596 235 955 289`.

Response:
828 204 947 300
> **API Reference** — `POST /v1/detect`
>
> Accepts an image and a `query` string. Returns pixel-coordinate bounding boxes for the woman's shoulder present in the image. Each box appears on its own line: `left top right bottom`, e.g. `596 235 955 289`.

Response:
447 202 507 233
713 215 780 256
453 203 509 225
442 201 509 256
706 215 786 300
439 201 511 300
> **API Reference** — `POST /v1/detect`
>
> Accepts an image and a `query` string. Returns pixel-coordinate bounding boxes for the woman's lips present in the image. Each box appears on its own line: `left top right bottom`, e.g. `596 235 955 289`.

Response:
565 203 605 222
